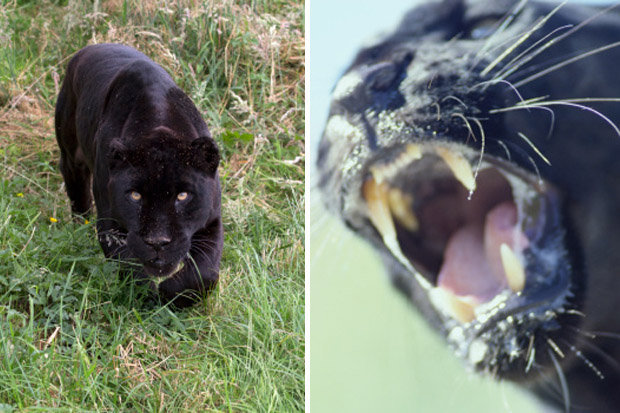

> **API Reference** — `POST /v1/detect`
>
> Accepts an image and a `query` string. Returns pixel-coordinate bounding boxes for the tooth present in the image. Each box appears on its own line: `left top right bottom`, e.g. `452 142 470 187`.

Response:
429 287 476 323
369 165 386 184
369 162 401 184
388 187 418 231
369 144 423 185
395 143 423 171
363 178 396 240
363 178 406 263
500 243 526 292
363 177 432 290
436 147 476 192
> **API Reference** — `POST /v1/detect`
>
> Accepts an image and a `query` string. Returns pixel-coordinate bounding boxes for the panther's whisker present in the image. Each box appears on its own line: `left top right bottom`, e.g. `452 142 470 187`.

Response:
481 2 565 77
517 132 551 166
189 246 213 266
191 235 218 244
565 330 620 374
469 117 486 194
486 94 557 137
506 2 620 84
496 140 512 161
493 24 573 81
191 239 218 252
548 349 571 413
567 325 595 339
513 41 620 88
471 0 528 69
470 29 535 73
547 337 566 359
525 334 536 373
580 330 620 341
441 95 469 110
559 338 605 380
451 113 477 143
564 309 586 318
525 154 544 186
470 79 526 103
492 100 620 139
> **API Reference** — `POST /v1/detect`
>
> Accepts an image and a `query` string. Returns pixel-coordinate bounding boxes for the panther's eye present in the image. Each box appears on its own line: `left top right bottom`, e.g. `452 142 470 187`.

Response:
129 191 142 202
177 192 189 202
468 17 501 39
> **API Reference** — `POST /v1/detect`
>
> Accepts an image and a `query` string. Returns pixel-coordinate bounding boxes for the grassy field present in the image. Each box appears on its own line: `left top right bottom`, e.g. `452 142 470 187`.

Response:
0 0 304 411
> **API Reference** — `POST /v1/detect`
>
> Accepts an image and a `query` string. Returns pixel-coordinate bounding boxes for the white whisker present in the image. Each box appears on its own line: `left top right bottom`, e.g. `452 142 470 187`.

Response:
451 112 477 143
509 2 620 82
496 140 512 161
561 338 605 380
548 349 571 413
481 2 566 77
471 79 526 103
494 24 573 81
441 95 469 109
514 41 620 87
491 99 620 139
525 334 536 373
517 132 551 166
469 117 486 195
471 0 529 69
567 330 619 375
547 337 566 359
582 330 620 341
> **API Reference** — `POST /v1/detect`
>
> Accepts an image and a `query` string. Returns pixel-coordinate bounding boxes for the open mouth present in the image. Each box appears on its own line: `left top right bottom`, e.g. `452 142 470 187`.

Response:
361 141 573 368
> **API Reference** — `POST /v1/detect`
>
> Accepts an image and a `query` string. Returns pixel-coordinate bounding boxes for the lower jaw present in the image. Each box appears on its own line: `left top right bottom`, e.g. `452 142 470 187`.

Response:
144 260 185 278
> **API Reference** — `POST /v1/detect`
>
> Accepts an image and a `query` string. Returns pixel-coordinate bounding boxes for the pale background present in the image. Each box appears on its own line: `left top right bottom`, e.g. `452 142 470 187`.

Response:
308 1 611 412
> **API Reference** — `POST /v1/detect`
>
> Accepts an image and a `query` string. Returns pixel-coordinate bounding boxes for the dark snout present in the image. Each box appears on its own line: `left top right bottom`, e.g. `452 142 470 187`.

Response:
142 233 176 275
124 226 186 277
142 231 176 273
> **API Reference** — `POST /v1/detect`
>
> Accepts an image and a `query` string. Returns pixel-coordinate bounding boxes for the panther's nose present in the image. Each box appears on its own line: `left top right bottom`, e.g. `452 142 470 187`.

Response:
144 235 171 250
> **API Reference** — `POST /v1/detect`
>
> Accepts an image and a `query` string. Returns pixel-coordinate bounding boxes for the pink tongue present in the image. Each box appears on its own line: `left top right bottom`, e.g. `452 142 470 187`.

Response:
437 201 529 303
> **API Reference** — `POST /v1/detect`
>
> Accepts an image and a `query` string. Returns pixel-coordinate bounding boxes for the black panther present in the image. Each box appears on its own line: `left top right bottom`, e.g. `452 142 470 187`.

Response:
318 1 620 411
56 44 222 308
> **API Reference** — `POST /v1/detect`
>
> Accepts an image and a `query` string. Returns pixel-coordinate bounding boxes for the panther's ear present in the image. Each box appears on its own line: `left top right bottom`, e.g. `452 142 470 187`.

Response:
108 139 129 170
190 136 220 176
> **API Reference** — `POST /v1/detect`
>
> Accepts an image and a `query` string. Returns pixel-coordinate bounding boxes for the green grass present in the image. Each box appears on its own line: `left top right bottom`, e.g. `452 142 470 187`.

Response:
0 0 304 411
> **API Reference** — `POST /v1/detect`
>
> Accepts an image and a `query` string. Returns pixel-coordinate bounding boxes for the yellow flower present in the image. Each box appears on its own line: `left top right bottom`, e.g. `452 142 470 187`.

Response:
84 219 90 225
16 193 23 197
49 217 58 223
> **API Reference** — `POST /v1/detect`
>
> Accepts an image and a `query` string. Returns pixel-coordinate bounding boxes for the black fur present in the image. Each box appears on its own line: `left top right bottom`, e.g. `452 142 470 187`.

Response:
319 1 620 411
55 44 223 308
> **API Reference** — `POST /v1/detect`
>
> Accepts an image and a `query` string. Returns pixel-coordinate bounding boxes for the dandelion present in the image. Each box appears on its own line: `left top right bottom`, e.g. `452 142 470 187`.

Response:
49 217 58 223
16 193 24 197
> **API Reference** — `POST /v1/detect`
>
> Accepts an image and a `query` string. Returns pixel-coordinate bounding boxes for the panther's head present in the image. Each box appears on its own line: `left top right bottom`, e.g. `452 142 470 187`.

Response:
318 0 620 400
105 126 220 278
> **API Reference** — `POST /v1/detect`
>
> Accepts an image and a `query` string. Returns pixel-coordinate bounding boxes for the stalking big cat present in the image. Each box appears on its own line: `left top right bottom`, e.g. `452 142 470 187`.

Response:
56 44 222 308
